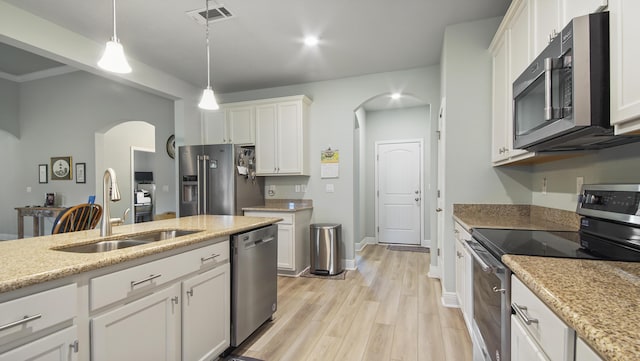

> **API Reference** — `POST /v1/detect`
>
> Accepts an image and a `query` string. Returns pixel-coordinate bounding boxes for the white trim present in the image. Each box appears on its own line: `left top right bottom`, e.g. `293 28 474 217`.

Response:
343 259 357 271
375 139 425 245
428 264 441 279
0 65 78 83
355 236 376 252
421 238 431 248
441 292 459 308
0 234 17 241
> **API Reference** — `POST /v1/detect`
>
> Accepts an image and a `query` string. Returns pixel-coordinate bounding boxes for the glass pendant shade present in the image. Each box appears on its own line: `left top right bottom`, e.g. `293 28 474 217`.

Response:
199 87 219 110
98 38 132 74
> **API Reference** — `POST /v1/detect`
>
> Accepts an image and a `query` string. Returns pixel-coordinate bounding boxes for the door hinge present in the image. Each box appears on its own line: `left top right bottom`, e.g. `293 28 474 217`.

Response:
377 190 379 197
437 248 441 256
436 130 441 140
377 226 379 233
437 189 441 198
377 154 379 161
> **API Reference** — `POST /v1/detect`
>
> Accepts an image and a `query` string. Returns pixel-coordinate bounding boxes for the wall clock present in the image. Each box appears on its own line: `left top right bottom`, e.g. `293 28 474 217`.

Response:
166 134 176 159
50 156 72 180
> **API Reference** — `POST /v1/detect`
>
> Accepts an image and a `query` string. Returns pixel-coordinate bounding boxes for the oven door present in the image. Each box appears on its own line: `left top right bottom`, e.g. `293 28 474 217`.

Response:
467 240 511 361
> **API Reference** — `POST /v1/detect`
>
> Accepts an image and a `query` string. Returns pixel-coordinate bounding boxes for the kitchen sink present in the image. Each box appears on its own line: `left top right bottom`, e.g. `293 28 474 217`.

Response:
55 229 203 253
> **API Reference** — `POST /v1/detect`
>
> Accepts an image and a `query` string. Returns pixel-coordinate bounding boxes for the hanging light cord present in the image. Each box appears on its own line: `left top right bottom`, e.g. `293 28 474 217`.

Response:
112 0 118 41
205 0 211 88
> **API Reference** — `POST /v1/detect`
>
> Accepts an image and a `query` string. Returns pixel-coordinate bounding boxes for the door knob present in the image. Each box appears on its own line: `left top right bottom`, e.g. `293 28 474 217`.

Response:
415 198 420 202
436 208 443 212
415 190 419 194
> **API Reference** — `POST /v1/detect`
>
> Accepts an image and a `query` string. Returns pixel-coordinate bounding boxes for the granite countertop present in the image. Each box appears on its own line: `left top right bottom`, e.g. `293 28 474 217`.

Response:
243 199 314 212
453 204 580 232
504 255 640 361
0 215 280 294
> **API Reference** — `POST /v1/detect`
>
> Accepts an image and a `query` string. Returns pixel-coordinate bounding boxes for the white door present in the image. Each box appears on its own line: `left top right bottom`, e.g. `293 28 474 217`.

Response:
0 326 78 361
255 104 278 174
276 101 303 174
376 141 422 245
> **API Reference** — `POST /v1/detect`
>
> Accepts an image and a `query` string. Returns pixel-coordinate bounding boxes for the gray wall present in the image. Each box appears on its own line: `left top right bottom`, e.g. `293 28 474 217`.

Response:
0 71 175 238
440 17 532 295
0 77 19 137
216 67 441 263
530 142 640 210
364 106 432 241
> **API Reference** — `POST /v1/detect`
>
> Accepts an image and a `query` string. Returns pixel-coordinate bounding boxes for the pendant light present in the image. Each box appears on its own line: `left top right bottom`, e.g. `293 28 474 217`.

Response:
198 0 220 110
98 0 132 74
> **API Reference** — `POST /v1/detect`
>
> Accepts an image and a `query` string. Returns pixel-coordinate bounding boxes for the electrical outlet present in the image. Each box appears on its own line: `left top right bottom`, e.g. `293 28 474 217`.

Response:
26 187 31 193
576 176 584 195
326 184 335 193
542 177 547 194
295 185 301 193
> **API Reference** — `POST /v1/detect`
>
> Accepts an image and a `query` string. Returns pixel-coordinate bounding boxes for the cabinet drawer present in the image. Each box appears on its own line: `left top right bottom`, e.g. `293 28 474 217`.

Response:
90 241 229 311
454 222 471 242
511 276 575 361
244 211 293 224
0 284 76 341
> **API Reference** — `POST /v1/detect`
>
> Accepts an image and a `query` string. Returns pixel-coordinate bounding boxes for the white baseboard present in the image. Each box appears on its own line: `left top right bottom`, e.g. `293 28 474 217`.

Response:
355 236 376 252
441 292 460 308
428 264 441 279
343 258 357 271
421 238 431 248
0 234 17 241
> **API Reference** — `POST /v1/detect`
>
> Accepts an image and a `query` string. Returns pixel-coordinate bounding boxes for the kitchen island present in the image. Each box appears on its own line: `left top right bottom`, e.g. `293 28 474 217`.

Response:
0 215 280 361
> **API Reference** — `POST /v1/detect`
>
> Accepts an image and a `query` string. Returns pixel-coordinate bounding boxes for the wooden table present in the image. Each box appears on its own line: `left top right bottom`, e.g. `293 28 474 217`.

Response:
15 206 66 239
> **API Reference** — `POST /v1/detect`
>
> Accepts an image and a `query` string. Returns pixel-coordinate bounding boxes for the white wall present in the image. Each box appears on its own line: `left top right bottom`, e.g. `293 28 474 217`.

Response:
440 17 532 295
364 106 432 241
0 71 175 238
214 67 441 263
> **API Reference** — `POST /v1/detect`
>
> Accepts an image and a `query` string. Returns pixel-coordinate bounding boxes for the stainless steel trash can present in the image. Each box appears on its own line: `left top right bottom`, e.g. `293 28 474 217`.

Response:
310 223 343 275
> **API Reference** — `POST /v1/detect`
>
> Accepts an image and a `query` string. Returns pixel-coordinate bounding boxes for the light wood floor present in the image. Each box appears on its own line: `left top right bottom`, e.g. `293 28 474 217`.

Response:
232 244 472 361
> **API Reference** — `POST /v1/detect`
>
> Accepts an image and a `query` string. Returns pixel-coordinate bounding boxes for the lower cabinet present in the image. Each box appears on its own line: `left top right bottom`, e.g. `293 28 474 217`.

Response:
575 337 604 361
510 315 549 361
91 283 181 361
182 264 231 361
0 326 78 361
453 221 473 333
244 209 312 275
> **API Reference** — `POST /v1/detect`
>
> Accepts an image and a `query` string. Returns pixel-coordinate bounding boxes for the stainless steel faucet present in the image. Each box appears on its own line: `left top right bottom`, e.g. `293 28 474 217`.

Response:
100 168 121 237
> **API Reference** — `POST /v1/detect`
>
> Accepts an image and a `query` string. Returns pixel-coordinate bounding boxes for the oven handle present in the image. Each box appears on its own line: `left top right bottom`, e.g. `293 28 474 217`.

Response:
465 240 504 273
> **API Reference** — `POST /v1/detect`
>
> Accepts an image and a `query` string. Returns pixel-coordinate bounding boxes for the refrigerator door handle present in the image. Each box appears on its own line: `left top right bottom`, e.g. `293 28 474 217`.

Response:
196 155 202 214
202 155 209 214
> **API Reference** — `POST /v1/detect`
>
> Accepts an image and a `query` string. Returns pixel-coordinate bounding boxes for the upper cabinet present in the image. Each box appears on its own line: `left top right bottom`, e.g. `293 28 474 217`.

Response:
610 0 640 134
490 0 609 166
255 95 311 176
202 104 255 145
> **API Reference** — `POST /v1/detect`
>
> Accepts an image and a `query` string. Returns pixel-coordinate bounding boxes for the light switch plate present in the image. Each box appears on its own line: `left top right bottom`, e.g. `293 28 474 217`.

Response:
326 184 334 193
576 176 584 195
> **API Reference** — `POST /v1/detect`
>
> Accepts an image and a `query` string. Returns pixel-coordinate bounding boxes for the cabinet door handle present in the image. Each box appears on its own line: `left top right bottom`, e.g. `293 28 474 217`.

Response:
130 274 162 288
201 253 220 263
69 340 79 353
0 314 42 332
513 303 538 325
436 208 443 212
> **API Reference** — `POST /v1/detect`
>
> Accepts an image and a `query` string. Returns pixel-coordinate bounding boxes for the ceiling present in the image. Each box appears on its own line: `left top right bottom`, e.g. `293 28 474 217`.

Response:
3 0 511 94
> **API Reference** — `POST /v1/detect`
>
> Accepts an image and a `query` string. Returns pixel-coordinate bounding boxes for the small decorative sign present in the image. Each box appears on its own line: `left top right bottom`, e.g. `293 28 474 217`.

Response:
76 163 86 184
51 156 72 181
38 164 48 184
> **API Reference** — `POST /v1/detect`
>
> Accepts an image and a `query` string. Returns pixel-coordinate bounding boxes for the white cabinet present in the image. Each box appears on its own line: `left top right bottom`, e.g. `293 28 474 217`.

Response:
91 283 181 361
453 222 473 334
255 96 311 176
511 315 550 361
575 337 604 361
202 105 255 144
490 2 535 166
532 0 561 55
610 0 640 134
182 264 231 361
562 0 607 25
244 209 312 275
511 276 575 361
0 326 78 361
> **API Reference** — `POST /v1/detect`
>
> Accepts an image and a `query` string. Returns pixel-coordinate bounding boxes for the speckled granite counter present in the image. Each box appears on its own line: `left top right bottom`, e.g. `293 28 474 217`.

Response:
453 204 580 232
0 215 280 294
504 255 640 361
243 199 313 212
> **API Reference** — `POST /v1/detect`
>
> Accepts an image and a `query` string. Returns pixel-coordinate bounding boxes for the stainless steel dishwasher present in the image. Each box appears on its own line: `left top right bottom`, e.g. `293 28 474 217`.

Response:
231 224 278 347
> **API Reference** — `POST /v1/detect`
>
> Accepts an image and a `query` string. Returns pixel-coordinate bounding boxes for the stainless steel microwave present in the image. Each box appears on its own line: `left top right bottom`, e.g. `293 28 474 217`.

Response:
512 12 638 151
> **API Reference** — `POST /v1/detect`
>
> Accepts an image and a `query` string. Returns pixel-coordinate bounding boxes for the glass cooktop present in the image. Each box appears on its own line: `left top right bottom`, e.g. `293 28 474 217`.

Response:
471 228 597 260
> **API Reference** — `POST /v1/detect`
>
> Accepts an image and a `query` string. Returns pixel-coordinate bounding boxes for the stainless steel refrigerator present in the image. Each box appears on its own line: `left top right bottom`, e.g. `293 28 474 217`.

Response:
179 144 264 216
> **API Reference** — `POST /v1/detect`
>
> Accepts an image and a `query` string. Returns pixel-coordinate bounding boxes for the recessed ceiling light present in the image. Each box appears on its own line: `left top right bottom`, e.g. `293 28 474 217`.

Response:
391 93 402 100
304 36 319 47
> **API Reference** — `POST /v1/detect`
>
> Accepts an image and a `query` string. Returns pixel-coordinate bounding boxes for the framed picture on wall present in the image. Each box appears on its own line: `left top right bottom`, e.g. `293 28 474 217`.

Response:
38 164 48 184
76 163 86 184
50 156 72 181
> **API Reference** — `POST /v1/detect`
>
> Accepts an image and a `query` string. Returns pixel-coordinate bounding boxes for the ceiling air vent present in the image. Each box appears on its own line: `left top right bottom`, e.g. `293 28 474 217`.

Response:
187 2 234 25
